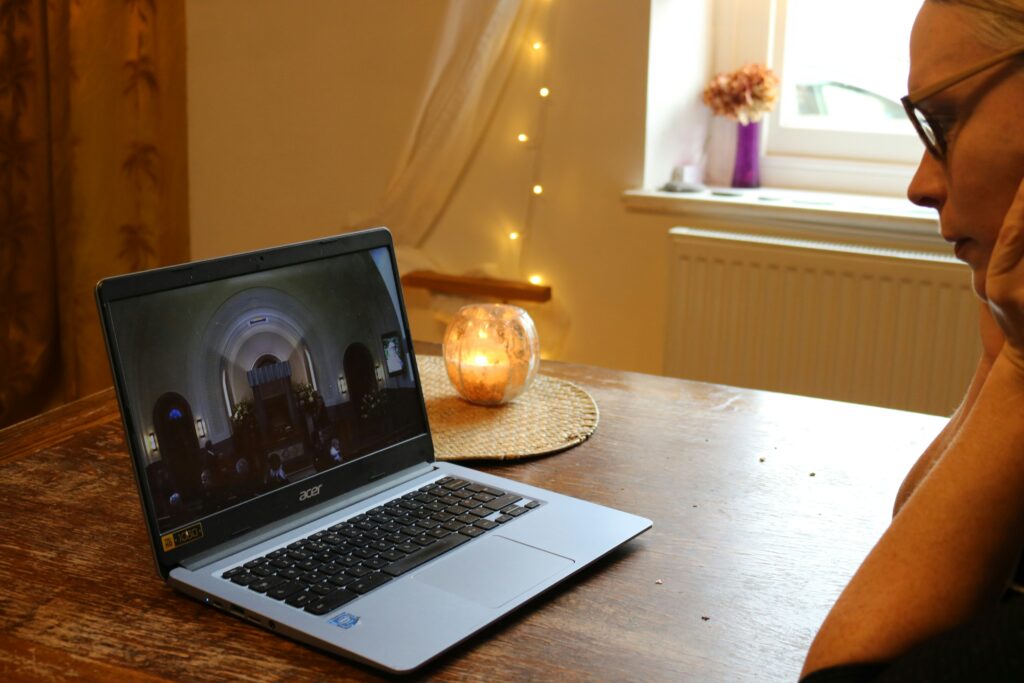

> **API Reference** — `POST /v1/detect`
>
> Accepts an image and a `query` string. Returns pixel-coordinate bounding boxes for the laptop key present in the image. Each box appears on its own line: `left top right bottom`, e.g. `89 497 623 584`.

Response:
380 549 405 562
525 500 541 509
249 576 285 593
285 589 316 608
382 531 472 577
459 526 485 538
474 519 499 531
484 493 522 511
268 581 304 600
222 567 246 579
305 588 358 616
317 563 343 576
346 565 373 578
328 574 356 588
411 534 436 547
496 514 514 524
230 572 258 586
348 572 392 595
335 555 360 568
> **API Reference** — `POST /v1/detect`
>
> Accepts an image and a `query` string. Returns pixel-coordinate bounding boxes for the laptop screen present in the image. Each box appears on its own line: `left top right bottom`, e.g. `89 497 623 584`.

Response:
104 244 426 535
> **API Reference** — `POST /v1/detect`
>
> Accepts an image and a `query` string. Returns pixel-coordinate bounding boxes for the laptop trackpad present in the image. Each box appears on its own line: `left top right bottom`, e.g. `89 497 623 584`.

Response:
412 535 574 609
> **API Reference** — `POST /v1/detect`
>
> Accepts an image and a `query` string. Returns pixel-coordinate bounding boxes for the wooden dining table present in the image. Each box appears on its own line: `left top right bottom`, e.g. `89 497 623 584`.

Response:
0 352 945 681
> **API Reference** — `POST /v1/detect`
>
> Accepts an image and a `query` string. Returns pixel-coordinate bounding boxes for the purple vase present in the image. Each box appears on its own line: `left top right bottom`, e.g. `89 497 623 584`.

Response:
731 120 761 188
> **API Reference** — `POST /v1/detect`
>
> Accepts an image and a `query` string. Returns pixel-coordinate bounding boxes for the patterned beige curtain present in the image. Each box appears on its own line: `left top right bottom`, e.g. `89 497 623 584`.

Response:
0 0 189 428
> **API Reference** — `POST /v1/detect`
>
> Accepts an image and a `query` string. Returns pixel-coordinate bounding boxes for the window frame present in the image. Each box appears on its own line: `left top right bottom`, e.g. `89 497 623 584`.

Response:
709 0 924 196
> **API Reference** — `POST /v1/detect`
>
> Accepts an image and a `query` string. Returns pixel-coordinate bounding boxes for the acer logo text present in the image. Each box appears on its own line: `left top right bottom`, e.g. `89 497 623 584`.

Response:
299 484 323 502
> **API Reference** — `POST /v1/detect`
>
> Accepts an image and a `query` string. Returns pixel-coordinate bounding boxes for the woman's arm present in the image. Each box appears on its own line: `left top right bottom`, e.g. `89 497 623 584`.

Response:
803 179 1024 677
893 303 1005 517
802 353 1024 675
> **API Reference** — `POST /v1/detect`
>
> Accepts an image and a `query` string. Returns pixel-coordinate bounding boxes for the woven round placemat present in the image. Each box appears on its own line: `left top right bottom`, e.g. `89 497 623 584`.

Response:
418 355 599 461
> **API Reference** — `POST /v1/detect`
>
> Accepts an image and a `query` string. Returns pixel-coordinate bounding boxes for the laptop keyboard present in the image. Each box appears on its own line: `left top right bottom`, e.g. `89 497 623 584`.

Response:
219 476 541 616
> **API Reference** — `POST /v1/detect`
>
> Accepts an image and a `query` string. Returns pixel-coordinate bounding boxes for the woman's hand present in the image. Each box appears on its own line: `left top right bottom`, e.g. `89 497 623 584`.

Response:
986 177 1024 372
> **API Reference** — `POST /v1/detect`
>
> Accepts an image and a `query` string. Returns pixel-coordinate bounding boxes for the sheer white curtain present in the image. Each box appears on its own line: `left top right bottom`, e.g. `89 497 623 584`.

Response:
362 0 537 251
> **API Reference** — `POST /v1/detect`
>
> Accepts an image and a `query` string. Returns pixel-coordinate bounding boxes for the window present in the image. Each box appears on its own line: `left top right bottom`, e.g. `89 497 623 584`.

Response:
701 0 926 195
767 0 922 163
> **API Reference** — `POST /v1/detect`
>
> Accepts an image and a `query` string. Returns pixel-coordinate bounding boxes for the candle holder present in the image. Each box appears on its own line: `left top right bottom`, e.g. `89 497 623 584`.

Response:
442 304 540 406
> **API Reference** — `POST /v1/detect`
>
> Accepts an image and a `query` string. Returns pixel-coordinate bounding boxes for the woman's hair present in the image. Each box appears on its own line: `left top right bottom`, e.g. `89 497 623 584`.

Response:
930 0 1024 50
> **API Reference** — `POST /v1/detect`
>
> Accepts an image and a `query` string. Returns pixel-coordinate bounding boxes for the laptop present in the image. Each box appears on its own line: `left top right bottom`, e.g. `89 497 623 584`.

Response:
95 226 651 673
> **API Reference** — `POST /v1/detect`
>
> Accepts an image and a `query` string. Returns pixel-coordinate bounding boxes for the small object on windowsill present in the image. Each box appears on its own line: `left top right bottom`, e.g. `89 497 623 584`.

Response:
660 165 705 194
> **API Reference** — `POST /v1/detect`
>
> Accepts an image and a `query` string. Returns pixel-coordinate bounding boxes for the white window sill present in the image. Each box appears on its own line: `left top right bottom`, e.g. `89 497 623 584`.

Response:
622 186 944 251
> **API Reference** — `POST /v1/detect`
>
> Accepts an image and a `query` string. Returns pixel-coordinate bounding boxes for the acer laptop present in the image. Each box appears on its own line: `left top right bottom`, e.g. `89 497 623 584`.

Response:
95 227 651 673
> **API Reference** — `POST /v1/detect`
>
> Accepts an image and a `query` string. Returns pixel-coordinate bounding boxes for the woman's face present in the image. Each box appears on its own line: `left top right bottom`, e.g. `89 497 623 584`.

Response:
907 2 1024 300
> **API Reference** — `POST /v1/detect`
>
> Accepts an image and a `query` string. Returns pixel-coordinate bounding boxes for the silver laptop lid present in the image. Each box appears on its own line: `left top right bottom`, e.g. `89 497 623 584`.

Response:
95 227 434 578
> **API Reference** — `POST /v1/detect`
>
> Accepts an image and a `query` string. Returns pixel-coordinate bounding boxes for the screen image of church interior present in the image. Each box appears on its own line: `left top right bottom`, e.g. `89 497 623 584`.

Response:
110 248 424 532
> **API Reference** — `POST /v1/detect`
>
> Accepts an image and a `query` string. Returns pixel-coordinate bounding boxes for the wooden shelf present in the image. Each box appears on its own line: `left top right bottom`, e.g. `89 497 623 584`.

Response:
401 270 551 303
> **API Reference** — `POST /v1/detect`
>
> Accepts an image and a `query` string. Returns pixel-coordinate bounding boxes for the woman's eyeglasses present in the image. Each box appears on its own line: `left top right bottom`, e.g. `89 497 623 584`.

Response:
902 44 1024 160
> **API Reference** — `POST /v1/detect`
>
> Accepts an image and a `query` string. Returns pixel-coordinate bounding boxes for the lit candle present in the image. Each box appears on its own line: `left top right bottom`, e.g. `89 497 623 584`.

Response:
458 351 511 404
443 304 540 405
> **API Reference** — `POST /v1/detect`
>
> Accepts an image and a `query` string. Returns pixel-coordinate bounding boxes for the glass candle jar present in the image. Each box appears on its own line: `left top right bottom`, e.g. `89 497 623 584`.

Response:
442 304 540 405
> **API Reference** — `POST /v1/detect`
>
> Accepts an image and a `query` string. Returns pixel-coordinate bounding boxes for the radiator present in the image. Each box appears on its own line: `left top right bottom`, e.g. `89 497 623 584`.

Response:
665 227 980 416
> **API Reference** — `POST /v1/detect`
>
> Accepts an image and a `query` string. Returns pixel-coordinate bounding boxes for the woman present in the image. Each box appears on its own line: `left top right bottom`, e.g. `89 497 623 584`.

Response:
801 1 1024 679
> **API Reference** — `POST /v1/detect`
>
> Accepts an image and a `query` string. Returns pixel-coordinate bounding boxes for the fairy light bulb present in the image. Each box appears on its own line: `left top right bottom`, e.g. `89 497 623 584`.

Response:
539 87 550 98
532 41 543 51
517 133 529 143
532 184 543 195
509 231 520 241
528 275 543 286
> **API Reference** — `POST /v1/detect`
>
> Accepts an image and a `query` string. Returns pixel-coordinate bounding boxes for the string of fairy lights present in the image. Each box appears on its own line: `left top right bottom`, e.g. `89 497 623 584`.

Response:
509 3 555 288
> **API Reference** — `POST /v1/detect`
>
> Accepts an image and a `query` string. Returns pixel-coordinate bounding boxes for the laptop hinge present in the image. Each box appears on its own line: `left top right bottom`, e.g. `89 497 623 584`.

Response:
180 462 436 571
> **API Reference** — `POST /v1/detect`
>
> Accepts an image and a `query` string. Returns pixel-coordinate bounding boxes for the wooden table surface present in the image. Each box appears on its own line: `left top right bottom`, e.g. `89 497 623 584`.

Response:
0 356 946 681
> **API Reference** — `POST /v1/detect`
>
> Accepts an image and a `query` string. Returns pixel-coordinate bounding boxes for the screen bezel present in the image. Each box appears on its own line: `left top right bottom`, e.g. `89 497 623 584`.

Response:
95 227 435 579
